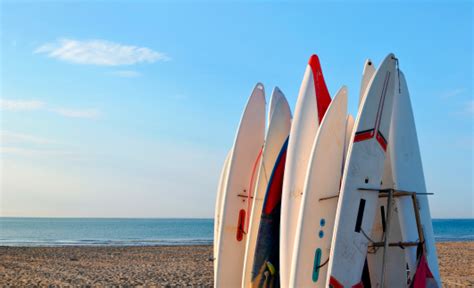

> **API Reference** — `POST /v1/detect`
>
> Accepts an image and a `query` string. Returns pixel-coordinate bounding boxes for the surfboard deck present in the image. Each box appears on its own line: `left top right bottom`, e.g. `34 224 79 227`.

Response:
289 86 348 288
390 71 440 286
280 54 331 288
327 54 398 287
215 83 266 288
242 87 291 288
358 59 406 287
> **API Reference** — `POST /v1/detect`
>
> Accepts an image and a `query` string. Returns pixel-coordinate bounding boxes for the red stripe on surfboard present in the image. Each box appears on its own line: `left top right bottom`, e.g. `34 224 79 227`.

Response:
353 71 391 152
263 148 287 215
246 147 263 232
308 55 332 123
352 282 364 288
376 131 387 152
353 130 374 143
329 276 344 288
353 129 387 151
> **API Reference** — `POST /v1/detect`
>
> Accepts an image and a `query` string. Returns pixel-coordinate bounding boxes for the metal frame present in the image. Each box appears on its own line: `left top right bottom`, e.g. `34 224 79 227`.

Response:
358 188 433 287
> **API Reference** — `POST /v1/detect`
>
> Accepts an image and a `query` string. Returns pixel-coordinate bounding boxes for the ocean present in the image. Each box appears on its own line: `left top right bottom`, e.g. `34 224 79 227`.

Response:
0 217 472 247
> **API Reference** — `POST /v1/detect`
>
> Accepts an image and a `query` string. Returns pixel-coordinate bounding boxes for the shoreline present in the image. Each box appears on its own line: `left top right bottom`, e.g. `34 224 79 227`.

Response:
0 238 470 248
0 242 472 286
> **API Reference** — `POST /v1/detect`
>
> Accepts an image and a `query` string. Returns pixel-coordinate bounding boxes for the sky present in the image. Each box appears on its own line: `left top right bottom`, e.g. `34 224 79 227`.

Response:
0 1 472 218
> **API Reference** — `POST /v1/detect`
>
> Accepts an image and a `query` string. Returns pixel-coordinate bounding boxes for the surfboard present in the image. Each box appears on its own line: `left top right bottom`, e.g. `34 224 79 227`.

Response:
360 60 407 287
327 53 398 287
390 71 440 286
215 83 266 288
359 59 376 105
280 54 332 288
214 150 232 260
242 87 291 288
289 86 347 288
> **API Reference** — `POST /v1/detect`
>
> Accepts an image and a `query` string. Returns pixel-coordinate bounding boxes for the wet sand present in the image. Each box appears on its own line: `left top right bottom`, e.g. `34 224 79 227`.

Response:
0 242 472 287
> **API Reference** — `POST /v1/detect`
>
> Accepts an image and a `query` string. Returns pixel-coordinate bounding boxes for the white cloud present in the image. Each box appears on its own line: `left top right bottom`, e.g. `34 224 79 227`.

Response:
0 130 56 145
111 70 141 78
0 146 74 158
51 107 100 119
441 88 466 99
1 98 100 119
0 99 45 111
35 38 170 66
465 100 474 115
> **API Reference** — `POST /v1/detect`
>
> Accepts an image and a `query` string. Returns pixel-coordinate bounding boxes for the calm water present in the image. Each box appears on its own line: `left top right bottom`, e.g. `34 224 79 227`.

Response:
0 218 213 246
0 217 472 246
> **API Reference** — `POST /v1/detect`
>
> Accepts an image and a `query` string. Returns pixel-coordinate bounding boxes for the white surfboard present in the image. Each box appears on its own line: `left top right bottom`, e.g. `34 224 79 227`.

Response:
215 83 266 288
359 59 376 105
214 150 232 259
242 87 291 287
356 59 407 287
280 55 332 288
327 54 398 287
289 86 347 288
390 71 440 286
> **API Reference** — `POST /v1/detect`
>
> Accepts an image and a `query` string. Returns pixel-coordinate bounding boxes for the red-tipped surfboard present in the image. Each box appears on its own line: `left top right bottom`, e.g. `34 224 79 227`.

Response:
327 53 398 287
214 83 266 288
280 54 332 288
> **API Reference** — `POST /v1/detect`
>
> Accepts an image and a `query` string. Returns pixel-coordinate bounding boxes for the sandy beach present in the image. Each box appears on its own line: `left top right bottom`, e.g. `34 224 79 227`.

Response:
0 242 472 287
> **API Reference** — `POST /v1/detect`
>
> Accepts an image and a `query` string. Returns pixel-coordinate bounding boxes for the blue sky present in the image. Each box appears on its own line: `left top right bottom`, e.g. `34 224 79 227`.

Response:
0 1 472 218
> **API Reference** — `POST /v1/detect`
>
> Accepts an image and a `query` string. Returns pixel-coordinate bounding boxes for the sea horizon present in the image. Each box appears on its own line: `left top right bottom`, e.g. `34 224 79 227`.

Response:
0 217 472 247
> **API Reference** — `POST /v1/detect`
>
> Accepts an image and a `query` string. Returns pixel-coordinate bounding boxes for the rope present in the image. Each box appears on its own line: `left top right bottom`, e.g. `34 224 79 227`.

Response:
361 227 378 245
315 258 330 269
361 227 381 254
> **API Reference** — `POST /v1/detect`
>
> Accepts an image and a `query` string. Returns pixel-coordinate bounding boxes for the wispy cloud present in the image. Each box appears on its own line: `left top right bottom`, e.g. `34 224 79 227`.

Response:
0 99 45 111
51 107 100 119
1 98 100 119
35 38 170 66
454 137 474 150
0 130 81 160
441 88 466 99
0 130 56 145
0 146 76 158
110 70 141 78
465 100 474 115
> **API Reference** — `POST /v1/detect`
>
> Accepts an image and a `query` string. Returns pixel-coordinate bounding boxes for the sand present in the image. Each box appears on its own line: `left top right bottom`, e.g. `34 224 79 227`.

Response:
436 242 474 287
0 245 213 287
0 242 472 287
